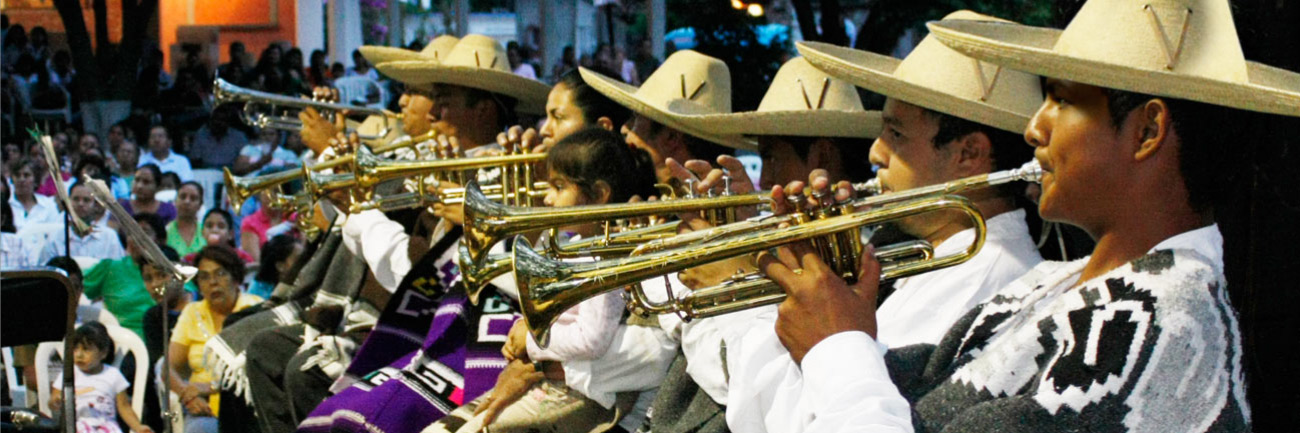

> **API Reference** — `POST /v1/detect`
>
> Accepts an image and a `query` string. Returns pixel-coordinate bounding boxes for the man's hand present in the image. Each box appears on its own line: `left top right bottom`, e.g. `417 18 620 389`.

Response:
299 107 342 154
760 240 882 365
679 255 758 290
502 320 530 362
473 359 545 427
432 181 465 226
497 125 543 154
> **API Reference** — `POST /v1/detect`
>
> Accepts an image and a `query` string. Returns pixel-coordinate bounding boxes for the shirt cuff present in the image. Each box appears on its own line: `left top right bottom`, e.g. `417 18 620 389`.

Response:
800 330 892 408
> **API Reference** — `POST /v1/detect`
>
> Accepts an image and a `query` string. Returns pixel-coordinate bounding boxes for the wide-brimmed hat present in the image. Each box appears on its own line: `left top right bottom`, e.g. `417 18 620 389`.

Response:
927 0 1300 117
676 57 881 138
359 35 460 66
797 11 1043 133
580 50 756 150
376 34 551 114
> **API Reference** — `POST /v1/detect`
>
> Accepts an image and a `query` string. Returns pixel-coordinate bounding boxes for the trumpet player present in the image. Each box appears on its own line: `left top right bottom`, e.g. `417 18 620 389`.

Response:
741 0 1288 429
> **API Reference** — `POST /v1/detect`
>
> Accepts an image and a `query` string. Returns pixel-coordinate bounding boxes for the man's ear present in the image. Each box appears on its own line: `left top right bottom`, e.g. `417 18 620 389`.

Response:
953 131 993 176
591 180 613 204
1133 99 1172 162
595 116 615 131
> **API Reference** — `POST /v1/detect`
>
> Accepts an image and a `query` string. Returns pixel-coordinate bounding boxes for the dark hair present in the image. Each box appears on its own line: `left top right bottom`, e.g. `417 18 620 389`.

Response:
923 108 1034 175
255 234 297 283
179 181 204 199
74 153 111 183
547 127 658 203
1102 89 1247 213
195 244 246 284
645 118 732 164
556 69 632 130
71 321 116 363
160 172 181 189
778 135 876 183
202 208 238 247
134 213 167 245
44 256 82 282
1 200 14 233
158 244 180 262
136 163 163 183
462 86 519 131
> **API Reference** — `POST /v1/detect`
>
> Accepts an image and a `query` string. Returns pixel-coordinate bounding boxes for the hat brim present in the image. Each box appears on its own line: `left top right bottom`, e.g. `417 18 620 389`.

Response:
359 46 436 66
926 19 1300 117
677 110 881 138
377 61 552 115
580 67 757 151
797 41 1032 133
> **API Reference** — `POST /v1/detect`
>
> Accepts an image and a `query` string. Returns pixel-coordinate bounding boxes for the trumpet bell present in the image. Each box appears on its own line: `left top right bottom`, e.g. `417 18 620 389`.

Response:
513 236 582 348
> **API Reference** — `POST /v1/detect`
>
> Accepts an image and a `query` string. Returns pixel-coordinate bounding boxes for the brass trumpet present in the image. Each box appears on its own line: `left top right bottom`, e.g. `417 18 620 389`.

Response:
223 130 438 213
513 161 1043 345
214 78 397 140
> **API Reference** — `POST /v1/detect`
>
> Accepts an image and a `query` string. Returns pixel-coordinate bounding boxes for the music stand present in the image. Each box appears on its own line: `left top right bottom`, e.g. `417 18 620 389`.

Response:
2 267 82 433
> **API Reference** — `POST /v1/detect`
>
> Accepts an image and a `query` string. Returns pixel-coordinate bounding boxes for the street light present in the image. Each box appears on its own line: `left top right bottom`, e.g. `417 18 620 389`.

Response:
731 0 745 9
747 3 764 17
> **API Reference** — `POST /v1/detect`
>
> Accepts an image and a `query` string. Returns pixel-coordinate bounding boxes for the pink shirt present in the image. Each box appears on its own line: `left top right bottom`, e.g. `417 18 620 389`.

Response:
36 172 72 197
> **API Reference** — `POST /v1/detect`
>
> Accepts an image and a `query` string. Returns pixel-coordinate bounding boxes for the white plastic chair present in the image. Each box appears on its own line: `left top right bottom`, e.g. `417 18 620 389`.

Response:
333 76 387 109
153 358 186 433
34 323 149 417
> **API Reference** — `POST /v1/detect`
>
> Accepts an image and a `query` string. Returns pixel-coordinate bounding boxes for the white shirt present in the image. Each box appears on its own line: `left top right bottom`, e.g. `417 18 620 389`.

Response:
727 224 1225 433
53 365 129 423
2 233 32 268
341 210 414 293
138 150 194 182
7 194 63 232
725 210 1042 433
38 221 125 264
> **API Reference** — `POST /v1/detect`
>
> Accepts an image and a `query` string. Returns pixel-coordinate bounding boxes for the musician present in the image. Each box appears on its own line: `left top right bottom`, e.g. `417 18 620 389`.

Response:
744 1 1290 430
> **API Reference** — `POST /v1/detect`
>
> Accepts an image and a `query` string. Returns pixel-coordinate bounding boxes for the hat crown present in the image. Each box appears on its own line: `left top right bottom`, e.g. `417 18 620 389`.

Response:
420 35 460 61
892 11 1042 118
635 50 732 115
1054 0 1246 82
758 57 865 112
439 34 512 73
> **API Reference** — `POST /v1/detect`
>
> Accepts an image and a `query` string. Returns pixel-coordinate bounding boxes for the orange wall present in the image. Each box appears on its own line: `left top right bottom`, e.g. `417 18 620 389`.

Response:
5 4 125 48
159 0 298 71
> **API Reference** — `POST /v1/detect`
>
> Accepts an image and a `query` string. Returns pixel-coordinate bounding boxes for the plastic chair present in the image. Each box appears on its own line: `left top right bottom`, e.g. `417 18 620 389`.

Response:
333 76 386 109
33 323 149 418
153 358 185 432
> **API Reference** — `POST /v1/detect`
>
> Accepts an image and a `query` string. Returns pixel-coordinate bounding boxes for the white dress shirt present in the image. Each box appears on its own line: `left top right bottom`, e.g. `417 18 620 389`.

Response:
7 194 63 232
137 150 194 182
725 210 1042 433
37 221 125 264
342 210 414 293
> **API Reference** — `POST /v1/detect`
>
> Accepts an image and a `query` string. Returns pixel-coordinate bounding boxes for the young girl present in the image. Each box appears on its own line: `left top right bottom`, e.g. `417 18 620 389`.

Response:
185 209 254 264
49 321 154 433
434 127 665 433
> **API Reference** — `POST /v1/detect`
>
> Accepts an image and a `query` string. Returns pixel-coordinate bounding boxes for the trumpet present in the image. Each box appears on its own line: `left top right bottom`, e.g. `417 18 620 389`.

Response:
513 161 1043 345
214 78 397 140
346 183 551 213
223 130 439 213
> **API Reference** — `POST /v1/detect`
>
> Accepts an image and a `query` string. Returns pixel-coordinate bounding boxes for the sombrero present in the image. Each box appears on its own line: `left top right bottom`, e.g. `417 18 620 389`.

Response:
676 57 881 138
926 0 1300 117
359 35 459 66
797 11 1043 133
579 50 757 150
376 34 551 114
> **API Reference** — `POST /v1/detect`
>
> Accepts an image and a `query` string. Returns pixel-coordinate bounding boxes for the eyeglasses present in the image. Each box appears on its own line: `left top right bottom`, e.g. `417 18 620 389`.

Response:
196 268 231 282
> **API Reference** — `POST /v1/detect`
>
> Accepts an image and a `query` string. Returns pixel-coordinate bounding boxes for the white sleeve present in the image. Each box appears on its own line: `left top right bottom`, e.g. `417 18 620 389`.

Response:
108 367 130 394
341 210 412 293
525 289 624 362
175 159 194 182
798 331 914 433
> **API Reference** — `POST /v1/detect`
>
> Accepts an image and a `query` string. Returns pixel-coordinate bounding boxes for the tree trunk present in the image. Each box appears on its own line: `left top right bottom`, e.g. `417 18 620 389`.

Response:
53 0 100 105
790 0 821 41
819 0 849 46
94 0 108 54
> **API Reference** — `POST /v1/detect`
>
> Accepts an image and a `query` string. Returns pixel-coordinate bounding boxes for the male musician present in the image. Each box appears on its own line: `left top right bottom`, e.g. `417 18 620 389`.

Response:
745 1 1292 430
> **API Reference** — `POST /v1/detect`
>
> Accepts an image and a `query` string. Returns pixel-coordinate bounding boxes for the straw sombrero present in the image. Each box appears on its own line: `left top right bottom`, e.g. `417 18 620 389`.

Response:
376 34 551 114
359 35 460 66
579 50 757 150
797 11 1042 133
676 57 880 138
927 0 1300 117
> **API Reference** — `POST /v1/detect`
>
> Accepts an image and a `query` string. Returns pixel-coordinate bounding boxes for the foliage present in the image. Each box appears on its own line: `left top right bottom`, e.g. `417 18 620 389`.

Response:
853 0 1061 56
665 0 789 111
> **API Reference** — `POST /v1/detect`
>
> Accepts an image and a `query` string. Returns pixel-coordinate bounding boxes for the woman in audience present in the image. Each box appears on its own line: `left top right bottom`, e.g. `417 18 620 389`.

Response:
74 151 132 200
247 233 301 299
191 208 255 264
120 163 177 224
167 182 207 257
239 191 290 262
6 158 62 231
169 245 261 433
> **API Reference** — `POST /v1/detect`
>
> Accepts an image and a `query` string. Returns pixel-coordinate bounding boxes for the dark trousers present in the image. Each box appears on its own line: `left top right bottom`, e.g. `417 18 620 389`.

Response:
244 324 333 433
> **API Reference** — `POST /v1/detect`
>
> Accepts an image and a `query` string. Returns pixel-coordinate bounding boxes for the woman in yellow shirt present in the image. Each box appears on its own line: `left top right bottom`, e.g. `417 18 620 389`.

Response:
168 245 262 433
